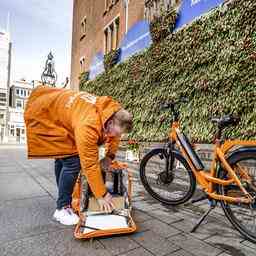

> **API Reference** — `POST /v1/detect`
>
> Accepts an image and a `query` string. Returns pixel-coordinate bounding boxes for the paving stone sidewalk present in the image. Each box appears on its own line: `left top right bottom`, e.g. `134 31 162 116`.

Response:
0 145 255 256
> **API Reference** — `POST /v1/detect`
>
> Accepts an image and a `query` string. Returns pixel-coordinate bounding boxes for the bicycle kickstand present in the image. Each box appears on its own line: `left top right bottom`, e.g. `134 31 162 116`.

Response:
190 200 216 233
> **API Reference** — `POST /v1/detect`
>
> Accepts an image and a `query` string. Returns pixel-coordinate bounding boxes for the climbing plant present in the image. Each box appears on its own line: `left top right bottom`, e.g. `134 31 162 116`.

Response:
79 71 90 87
150 7 178 44
80 0 256 143
103 48 121 71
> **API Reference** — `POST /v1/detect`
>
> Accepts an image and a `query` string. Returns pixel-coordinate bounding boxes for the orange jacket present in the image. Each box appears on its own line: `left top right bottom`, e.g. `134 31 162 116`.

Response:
24 86 121 198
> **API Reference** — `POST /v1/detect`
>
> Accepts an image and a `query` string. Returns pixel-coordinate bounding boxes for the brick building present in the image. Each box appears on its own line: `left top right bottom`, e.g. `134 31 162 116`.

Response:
70 0 180 90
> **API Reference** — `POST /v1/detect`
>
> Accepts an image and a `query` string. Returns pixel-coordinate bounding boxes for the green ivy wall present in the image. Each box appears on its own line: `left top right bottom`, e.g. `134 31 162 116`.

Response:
80 0 256 143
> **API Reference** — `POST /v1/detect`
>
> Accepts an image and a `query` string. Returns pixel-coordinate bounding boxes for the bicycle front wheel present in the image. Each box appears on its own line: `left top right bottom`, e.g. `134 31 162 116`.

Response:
218 151 256 243
139 148 196 205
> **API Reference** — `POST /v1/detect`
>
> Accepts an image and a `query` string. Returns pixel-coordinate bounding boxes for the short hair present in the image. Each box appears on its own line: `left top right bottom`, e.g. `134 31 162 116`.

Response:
112 109 133 133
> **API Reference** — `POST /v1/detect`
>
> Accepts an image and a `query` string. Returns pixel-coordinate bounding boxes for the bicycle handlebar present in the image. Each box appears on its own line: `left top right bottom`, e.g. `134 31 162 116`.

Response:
159 98 240 141
160 98 189 122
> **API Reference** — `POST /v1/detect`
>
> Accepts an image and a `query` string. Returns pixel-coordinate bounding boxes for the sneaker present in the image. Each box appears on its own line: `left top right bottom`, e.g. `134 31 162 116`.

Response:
53 206 79 225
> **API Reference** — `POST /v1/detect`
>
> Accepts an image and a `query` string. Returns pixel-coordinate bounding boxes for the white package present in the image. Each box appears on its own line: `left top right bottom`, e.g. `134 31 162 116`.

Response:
83 214 128 234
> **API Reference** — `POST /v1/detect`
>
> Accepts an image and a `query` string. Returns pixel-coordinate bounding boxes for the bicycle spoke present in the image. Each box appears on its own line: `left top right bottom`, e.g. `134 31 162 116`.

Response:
219 155 256 242
140 148 195 205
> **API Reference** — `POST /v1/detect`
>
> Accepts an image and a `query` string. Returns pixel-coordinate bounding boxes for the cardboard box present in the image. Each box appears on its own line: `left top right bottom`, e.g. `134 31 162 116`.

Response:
88 196 125 211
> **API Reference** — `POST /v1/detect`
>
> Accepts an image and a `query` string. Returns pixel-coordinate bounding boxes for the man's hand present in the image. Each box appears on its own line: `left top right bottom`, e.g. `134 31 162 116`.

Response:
100 157 112 172
97 192 115 213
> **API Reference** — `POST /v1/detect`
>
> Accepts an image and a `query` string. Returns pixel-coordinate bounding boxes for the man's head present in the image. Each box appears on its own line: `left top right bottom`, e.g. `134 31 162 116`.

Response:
104 108 133 137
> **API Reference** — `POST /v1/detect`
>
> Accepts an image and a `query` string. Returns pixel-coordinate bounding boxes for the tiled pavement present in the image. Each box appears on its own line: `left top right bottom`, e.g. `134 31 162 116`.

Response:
0 145 255 256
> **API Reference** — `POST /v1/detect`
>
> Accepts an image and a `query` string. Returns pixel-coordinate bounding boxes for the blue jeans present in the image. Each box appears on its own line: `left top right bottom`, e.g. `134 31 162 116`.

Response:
54 155 81 209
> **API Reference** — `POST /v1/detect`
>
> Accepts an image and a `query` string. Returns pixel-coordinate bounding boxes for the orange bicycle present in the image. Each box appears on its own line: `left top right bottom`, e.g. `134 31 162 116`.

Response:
139 99 256 242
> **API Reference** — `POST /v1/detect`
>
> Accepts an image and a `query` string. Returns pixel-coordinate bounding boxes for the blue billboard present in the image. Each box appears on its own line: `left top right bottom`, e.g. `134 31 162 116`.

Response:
119 20 152 62
89 52 105 80
88 0 225 79
175 0 224 29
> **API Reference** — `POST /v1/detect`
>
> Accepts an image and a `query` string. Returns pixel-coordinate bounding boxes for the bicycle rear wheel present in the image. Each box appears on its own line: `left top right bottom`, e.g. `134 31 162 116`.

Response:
140 148 196 205
218 151 256 243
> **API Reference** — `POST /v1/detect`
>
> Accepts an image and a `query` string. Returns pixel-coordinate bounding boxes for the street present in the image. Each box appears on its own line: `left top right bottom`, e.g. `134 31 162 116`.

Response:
0 145 255 256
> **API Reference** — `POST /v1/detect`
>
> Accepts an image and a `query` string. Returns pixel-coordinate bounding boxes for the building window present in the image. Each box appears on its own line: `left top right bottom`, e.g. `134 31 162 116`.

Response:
104 29 108 54
80 17 86 40
104 28 109 53
115 18 120 47
110 0 115 8
24 90 27 97
16 99 23 109
10 128 15 136
0 114 4 120
10 124 15 136
80 57 85 72
16 89 19 96
110 24 114 50
104 0 118 13
104 16 120 54
105 0 109 10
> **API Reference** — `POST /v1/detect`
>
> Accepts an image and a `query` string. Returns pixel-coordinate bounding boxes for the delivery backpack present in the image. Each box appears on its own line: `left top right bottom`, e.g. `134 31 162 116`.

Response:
72 161 137 239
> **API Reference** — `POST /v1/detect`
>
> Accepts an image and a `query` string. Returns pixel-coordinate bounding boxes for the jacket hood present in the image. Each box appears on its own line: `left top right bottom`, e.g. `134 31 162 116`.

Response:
95 96 122 126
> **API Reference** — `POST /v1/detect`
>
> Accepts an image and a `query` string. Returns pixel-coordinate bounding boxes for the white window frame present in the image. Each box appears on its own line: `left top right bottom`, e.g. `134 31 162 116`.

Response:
81 16 87 38
105 0 109 10
16 99 23 109
103 15 120 54
80 56 86 72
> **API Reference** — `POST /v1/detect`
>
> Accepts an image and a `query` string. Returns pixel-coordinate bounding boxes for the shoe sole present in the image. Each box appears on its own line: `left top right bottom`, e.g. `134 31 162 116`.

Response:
53 215 79 226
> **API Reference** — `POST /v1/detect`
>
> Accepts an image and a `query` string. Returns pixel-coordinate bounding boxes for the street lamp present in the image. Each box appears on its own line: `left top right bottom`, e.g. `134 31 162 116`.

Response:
41 52 57 87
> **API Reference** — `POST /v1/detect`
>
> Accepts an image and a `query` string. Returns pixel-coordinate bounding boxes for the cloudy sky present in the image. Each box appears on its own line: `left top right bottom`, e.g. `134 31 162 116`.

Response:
0 0 73 85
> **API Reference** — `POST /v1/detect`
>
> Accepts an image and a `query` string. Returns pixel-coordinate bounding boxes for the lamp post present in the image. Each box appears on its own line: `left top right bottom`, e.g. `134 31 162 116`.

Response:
41 52 57 87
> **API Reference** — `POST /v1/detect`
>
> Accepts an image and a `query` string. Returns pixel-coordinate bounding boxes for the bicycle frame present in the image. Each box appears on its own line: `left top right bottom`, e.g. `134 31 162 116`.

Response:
169 121 256 204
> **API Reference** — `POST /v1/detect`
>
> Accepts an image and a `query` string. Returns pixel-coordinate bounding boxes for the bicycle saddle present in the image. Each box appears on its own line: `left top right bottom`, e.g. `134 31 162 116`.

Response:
211 115 240 129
